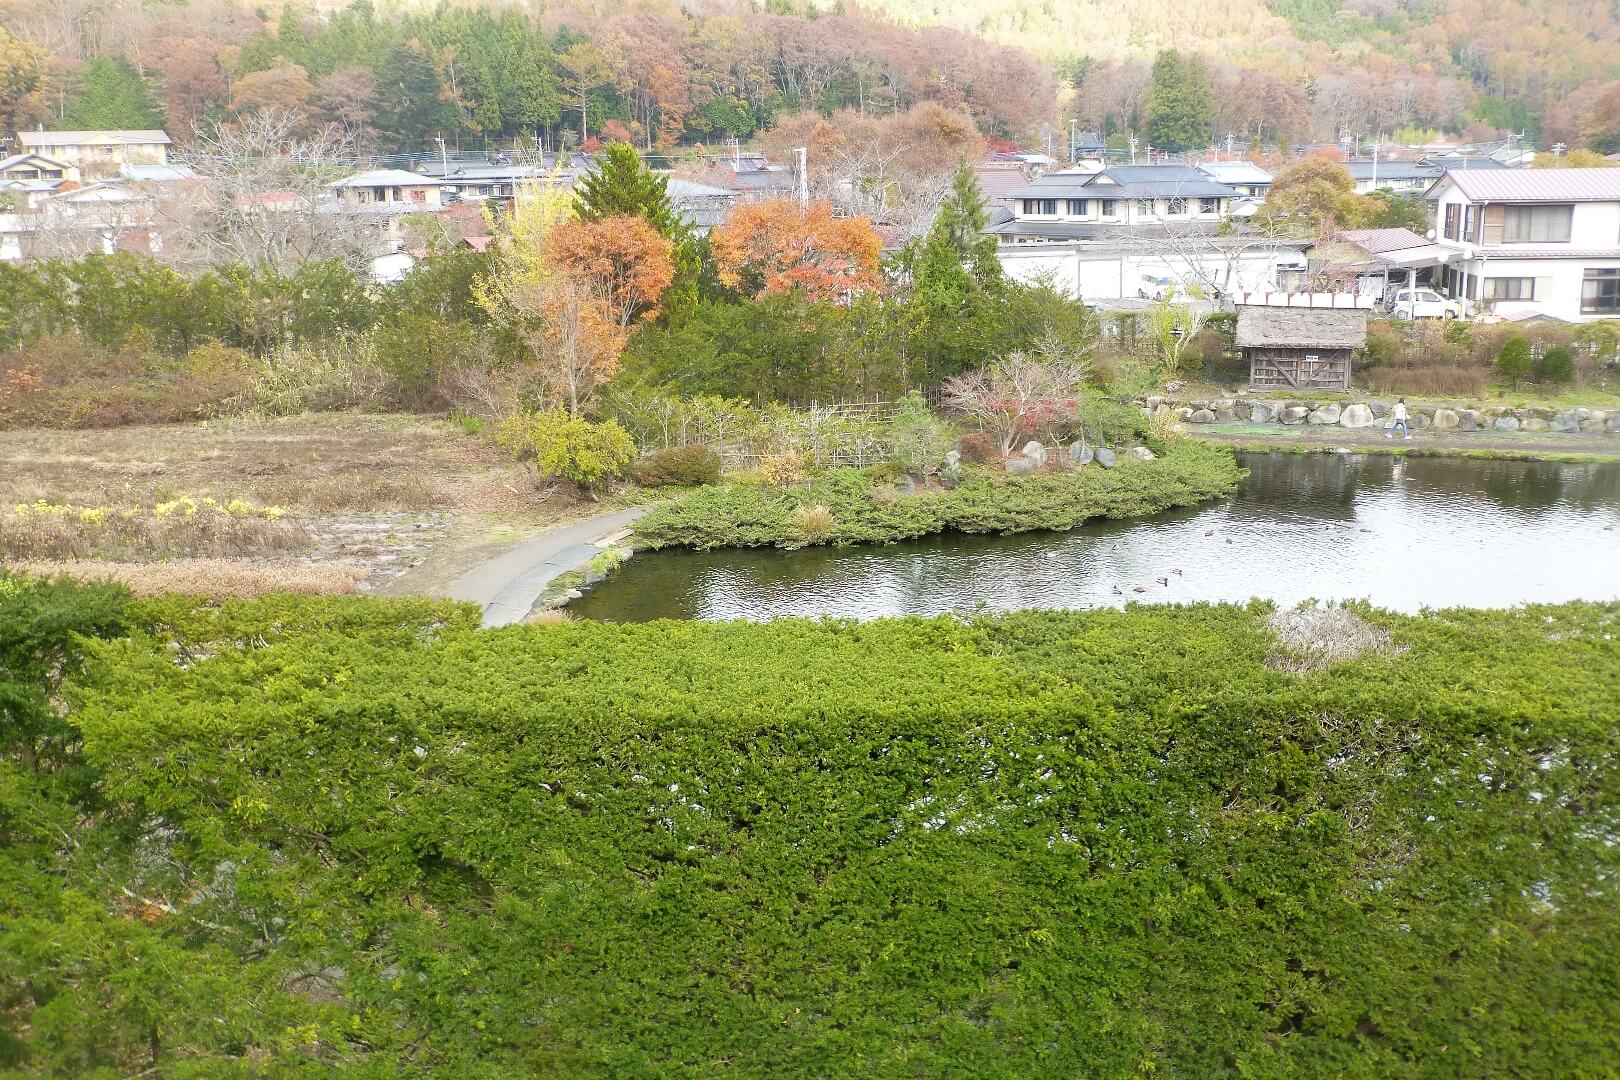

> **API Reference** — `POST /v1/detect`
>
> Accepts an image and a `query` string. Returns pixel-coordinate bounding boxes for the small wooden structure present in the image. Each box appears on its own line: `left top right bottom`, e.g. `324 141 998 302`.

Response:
1236 305 1366 391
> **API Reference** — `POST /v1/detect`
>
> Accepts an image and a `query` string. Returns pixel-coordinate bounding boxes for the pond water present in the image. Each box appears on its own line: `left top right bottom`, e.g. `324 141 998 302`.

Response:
572 453 1620 622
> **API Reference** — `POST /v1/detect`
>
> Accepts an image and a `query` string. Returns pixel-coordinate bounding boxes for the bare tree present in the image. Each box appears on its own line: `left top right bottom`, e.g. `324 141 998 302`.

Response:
943 345 1091 456
158 109 370 273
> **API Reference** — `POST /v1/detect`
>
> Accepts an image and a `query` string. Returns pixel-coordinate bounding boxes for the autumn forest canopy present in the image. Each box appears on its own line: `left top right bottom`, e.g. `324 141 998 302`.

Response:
2 0 1618 156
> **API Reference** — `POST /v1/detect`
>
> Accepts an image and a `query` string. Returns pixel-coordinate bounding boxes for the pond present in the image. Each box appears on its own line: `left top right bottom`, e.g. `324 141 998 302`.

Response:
572 453 1620 622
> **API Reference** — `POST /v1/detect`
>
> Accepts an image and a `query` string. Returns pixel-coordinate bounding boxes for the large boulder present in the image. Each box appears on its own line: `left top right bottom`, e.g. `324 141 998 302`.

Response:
1188 408 1216 424
1581 420 1608 433
1004 455 1037 475
1094 447 1117 469
1250 402 1279 424
1549 411 1582 433
1280 406 1310 425
1608 414 1620 432
1522 418 1549 431
1307 404 1342 425
1432 408 1460 430
1457 409 1480 432
1128 446 1156 461
942 449 961 470
1175 407 1195 421
1021 441 1048 467
1339 403 1376 428
1067 439 1093 465
1494 416 1520 432
1370 401 1392 418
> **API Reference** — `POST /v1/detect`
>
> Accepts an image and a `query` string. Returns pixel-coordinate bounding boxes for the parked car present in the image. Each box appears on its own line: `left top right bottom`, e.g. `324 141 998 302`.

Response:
1387 287 1463 319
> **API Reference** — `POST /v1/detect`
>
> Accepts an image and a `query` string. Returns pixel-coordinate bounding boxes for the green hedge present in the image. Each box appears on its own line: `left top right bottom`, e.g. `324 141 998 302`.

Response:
6 585 1619 1076
634 439 1245 550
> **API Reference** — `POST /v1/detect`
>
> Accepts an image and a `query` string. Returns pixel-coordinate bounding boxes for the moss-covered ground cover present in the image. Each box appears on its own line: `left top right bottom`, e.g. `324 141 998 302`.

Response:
5 579 1619 1076
634 439 1243 550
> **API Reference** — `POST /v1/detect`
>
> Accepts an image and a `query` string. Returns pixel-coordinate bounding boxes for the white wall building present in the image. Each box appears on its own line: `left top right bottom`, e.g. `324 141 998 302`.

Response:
997 240 1307 303
1426 168 1620 322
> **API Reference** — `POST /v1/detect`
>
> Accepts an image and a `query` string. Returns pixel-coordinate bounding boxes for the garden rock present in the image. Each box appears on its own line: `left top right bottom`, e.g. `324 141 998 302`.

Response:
1339 403 1375 428
1068 440 1094 465
1608 415 1620 432
1280 406 1310 425
1250 402 1278 424
1094 447 1117 469
1522 418 1549 431
1128 446 1156 461
1581 420 1607 433
1021 441 1047 467
1432 408 1459 430
1307 405 1341 425
942 449 960 470
1549 411 1581 433
898 475 918 496
1175 407 1195 421
1457 409 1480 432
1370 401 1391 418
1188 408 1216 424
1004 455 1037 475
1494 416 1520 432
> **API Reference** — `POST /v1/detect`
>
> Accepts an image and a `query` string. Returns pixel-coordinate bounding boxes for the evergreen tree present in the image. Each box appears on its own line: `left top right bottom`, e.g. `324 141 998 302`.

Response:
574 143 685 239
64 57 162 130
373 40 454 150
932 164 1002 285
1143 50 1213 154
1495 336 1531 389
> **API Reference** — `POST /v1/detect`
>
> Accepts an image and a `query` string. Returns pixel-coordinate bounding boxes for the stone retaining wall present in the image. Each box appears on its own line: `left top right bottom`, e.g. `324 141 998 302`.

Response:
1145 395 1620 435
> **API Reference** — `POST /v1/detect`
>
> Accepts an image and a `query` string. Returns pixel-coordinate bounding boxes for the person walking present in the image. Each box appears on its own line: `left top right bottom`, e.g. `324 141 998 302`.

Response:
1387 397 1411 439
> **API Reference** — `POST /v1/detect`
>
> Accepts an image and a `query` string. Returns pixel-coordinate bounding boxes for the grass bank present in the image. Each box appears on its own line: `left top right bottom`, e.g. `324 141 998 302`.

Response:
1203 435 1620 464
8 579 1618 1076
634 439 1243 550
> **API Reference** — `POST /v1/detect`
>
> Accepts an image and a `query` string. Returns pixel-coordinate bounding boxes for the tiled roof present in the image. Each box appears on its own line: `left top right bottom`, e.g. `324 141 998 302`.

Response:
330 169 445 188
19 130 171 145
1435 168 1620 202
1010 166 1238 200
1337 227 1430 254
1196 161 1272 184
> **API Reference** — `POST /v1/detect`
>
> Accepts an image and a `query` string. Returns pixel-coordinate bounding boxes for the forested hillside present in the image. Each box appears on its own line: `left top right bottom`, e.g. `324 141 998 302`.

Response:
852 0 1620 147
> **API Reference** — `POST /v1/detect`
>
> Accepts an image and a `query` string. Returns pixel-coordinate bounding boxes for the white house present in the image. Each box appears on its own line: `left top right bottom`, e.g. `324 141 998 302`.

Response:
1426 168 1620 323
996 238 1308 303
328 169 446 210
991 165 1244 245
16 130 170 179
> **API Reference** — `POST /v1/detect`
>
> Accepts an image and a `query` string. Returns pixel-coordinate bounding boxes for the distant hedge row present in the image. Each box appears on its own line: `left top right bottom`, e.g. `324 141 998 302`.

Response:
634 439 1244 550
4 582 1619 1076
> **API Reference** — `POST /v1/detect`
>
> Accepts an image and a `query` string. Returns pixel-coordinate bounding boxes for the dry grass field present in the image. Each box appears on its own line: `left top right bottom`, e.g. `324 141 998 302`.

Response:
0 413 620 597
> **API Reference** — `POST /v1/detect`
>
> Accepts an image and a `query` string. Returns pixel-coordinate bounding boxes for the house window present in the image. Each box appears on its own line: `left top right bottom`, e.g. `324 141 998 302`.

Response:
1504 204 1573 243
1100 199 1117 217
1136 198 1155 215
1583 269 1620 314
1024 198 1057 215
1067 199 1088 216
1200 197 1219 214
1443 203 1461 241
1483 278 1534 301
1166 197 1187 215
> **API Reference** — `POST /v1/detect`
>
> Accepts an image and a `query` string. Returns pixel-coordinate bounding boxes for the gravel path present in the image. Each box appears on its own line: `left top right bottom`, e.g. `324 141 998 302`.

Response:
446 506 649 627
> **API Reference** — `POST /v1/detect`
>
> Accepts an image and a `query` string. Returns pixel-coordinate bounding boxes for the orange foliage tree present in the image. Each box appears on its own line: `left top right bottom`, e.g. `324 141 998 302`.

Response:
709 199 883 302
543 215 676 328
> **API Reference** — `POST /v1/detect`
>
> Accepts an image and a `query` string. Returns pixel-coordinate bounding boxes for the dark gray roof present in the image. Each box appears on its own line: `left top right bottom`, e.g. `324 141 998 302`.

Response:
1235 307 1367 349
1009 166 1238 201
1344 161 1437 181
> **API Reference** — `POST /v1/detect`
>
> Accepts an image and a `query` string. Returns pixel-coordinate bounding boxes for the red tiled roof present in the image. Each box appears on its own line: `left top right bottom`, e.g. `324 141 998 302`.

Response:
1436 168 1620 202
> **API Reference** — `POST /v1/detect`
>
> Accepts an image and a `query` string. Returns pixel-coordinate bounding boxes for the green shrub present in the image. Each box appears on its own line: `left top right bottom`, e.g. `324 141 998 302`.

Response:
1495 335 1532 388
1536 346 1575 384
888 391 950 473
1360 329 1402 367
635 440 1244 550
629 443 723 487
6 585 1616 1076
496 409 637 491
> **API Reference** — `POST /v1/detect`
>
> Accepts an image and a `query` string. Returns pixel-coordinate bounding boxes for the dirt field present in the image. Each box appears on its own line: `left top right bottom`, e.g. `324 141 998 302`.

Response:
0 414 635 595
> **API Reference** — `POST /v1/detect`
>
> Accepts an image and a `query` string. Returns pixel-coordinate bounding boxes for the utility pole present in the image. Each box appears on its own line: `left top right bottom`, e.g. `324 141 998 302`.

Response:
794 147 808 208
1129 133 1137 165
436 134 448 178
1371 133 1379 190
1069 118 1078 164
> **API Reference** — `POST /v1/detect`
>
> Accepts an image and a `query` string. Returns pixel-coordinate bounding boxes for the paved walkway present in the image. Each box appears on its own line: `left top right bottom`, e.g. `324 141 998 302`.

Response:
447 506 649 627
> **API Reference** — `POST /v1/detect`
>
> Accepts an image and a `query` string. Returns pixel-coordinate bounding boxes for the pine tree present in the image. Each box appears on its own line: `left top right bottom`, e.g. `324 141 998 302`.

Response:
932 164 1002 285
574 143 685 239
373 40 455 151
1143 50 1213 154
64 57 162 130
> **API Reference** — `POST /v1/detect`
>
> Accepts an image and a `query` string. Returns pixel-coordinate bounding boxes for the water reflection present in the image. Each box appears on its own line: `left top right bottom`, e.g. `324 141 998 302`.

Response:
574 453 1620 622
